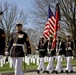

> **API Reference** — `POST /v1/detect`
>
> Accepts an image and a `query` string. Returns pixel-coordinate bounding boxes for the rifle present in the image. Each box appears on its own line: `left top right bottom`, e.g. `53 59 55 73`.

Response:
56 40 61 55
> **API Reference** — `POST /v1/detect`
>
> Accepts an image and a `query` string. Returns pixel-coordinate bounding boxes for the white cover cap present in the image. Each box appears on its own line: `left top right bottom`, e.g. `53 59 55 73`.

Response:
40 36 44 39
16 20 23 25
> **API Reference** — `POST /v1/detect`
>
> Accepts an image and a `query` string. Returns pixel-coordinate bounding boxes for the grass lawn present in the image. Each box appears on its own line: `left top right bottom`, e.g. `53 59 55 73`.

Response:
0 58 76 72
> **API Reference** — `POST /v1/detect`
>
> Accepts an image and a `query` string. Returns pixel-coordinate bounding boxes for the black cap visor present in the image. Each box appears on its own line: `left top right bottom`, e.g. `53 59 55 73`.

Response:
16 24 22 26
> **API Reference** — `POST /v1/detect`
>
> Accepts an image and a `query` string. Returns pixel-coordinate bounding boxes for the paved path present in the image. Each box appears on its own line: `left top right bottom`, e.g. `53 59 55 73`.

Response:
24 67 76 75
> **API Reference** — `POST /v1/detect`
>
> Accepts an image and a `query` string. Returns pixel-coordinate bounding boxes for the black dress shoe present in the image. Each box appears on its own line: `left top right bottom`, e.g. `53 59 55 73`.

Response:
43 70 46 73
46 71 49 74
65 70 69 74
52 70 55 73
37 70 40 74
61 70 64 73
70 70 73 73
55 70 58 74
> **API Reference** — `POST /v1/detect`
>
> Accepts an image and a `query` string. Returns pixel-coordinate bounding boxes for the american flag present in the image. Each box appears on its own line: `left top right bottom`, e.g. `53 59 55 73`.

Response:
43 5 60 39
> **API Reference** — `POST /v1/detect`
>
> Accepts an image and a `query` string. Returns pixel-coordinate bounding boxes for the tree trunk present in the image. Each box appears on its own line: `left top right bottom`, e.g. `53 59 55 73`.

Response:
74 39 76 57
73 1 76 57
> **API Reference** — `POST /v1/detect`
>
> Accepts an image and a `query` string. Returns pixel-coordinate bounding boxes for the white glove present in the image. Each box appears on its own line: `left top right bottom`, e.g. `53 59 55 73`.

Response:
72 56 74 60
48 52 51 55
68 47 72 50
36 47 38 50
47 49 51 54
65 48 67 50
5 52 9 56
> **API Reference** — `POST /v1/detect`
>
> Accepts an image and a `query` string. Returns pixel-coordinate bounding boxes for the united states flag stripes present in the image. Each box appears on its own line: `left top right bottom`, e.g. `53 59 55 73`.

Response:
43 6 60 39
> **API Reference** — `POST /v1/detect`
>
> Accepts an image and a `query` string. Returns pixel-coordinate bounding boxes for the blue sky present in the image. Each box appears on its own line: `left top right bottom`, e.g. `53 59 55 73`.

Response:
1 0 33 11
1 0 34 28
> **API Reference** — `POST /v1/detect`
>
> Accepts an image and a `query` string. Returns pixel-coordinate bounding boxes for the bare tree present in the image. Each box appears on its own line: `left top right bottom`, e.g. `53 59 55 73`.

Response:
29 0 56 47
30 0 55 26
58 0 76 56
31 0 76 56
0 2 28 45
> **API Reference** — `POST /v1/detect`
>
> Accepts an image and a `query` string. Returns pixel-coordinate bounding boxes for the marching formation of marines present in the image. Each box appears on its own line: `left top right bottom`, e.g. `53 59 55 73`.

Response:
36 34 74 74
0 21 74 75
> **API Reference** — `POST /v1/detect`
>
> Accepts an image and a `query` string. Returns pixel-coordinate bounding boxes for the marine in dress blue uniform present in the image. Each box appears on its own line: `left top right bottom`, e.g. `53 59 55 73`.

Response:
36 36 47 74
0 11 5 75
0 28 5 56
46 36 55 74
55 36 66 74
0 29 5 75
6 22 31 75
0 11 5 58
65 34 73 73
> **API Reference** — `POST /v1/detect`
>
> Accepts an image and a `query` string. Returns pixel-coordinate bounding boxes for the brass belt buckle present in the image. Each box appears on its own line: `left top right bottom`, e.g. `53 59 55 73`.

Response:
13 43 16 46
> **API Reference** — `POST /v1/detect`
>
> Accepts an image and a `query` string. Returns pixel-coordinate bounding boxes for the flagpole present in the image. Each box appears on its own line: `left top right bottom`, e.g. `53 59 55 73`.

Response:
52 1 61 50
55 1 61 55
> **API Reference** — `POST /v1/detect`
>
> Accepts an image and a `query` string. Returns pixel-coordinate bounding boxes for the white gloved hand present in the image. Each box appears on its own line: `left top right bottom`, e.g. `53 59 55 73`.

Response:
65 48 67 50
36 47 38 50
5 52 9 56
72 56 74 60
48 52 51 55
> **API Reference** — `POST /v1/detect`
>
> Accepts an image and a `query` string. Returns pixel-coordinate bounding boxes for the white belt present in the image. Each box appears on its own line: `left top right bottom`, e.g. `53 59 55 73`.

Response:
68 47 72 50
13 43 24 46
39 49 45 51
66 47 72 50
